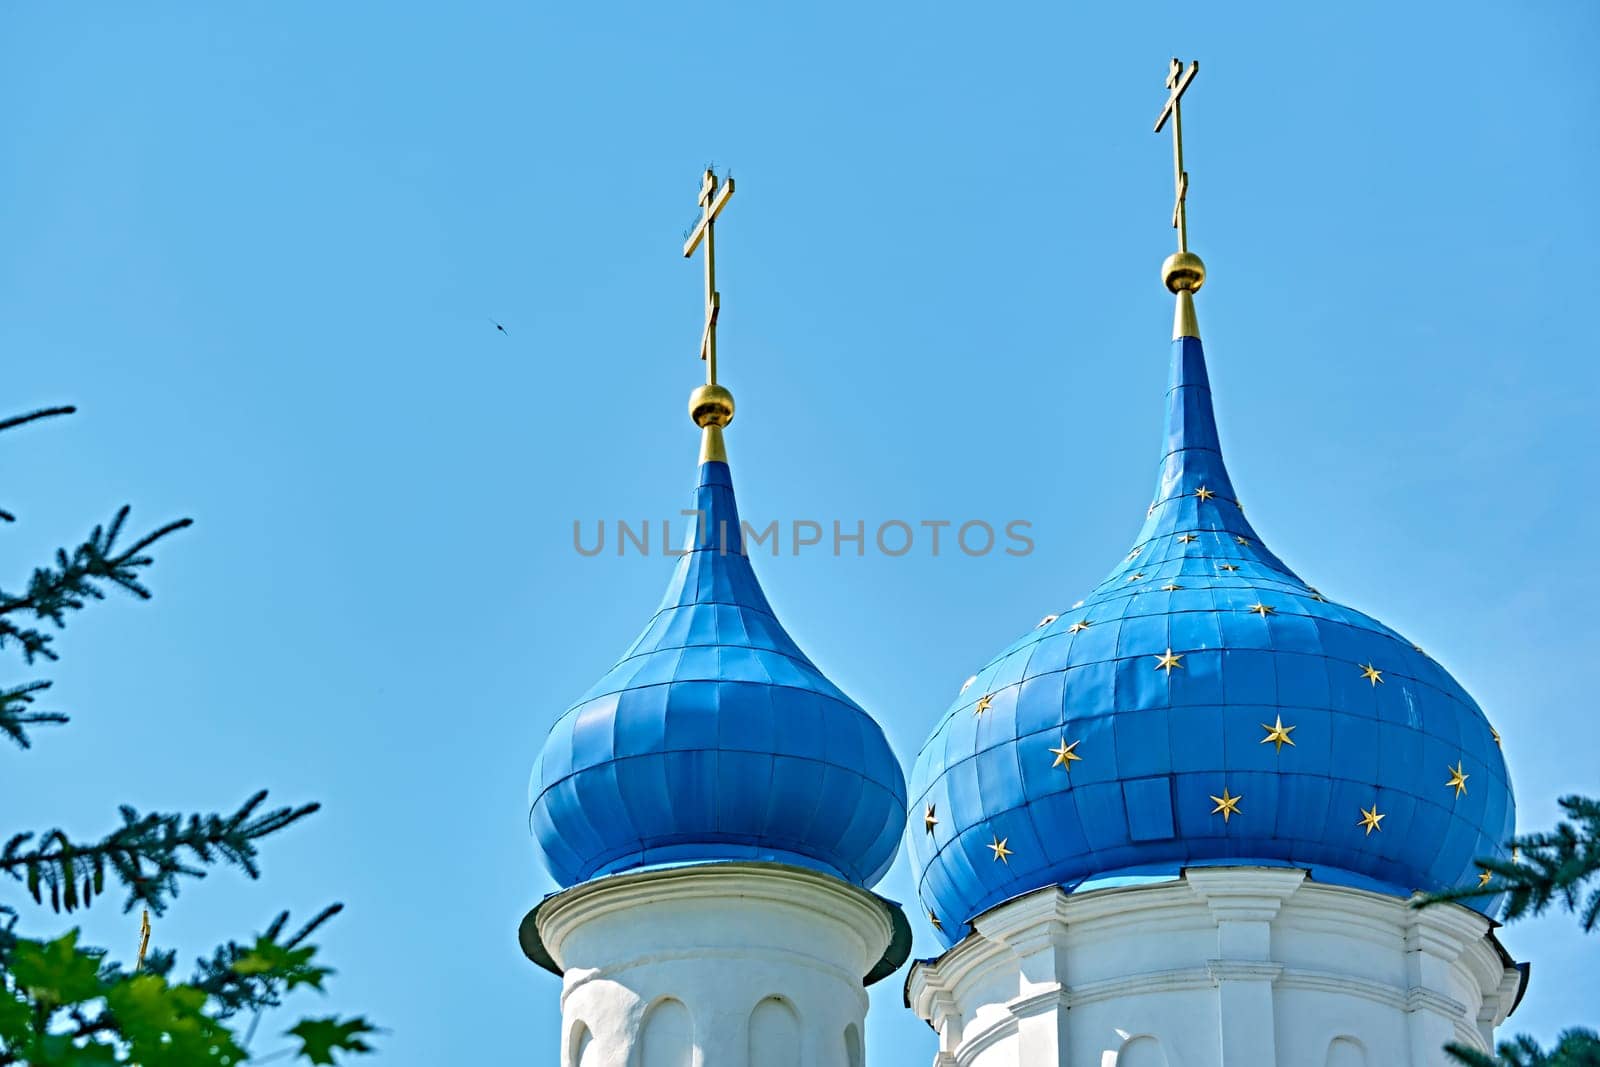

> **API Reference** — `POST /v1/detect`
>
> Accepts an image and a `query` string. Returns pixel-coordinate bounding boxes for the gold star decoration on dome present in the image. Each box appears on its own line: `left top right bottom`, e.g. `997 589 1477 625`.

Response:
1068 620 1091 633
1155 648 1184 673
1260 715 1296 752
1248 602 1275 616
1195 486 1215 501
1491 726 1502 745
973 693 993 717
1210 787 1243 823
1127 572 1146 582
989 835 1014 864
1178 533 1199 544
1162 583 1184 591
1446 761 1470 798
1359 663 1384 686
1037 614 1059 628
1235 536 1251 546
1307 587 1327 602
1358 804 1386 835
1049 738 1083 770
1477 870 1493 888
1128 548 1142 561
928 909 943 931
924 804 938 834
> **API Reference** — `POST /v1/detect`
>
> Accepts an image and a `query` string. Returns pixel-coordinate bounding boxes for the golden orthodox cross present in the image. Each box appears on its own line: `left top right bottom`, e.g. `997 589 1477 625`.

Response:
1153 58 1199 252
682 169 735 386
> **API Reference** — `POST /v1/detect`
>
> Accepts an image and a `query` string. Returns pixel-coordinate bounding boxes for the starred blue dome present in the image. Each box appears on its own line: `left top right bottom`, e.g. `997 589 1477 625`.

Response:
531 434 907 889
908 303 1514 946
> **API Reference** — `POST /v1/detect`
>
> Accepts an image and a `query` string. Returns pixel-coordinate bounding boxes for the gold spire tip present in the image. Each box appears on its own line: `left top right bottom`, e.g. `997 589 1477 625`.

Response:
1172 288 1200 341
698 423 728 464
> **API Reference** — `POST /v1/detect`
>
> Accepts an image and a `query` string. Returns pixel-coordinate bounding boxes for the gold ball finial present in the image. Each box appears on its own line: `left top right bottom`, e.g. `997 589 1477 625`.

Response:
689 383 735 428
1162 250 1206 294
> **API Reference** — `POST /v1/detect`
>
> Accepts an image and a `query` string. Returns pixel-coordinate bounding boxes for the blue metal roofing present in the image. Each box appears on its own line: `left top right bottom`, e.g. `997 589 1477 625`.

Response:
908 334 1515 947
532 456 907 889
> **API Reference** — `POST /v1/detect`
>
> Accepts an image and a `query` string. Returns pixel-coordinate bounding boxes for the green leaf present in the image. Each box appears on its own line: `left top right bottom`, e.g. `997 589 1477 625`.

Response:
286 1016 377 1065
8 931 105 1006
233 937 331 992
15 1032 119 1066
0 988 33 1044
102 973 246 1066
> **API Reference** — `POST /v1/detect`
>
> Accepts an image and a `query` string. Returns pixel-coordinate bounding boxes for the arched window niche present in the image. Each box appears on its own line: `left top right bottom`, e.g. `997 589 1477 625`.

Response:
748 996 801 1067
637 998 692 1067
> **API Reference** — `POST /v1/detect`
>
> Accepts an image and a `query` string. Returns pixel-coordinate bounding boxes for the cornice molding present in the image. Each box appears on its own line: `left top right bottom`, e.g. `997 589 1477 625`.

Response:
537 862 894 973
1406 985 1471 1018
1205 959 1284 984
1006 986 1069 1019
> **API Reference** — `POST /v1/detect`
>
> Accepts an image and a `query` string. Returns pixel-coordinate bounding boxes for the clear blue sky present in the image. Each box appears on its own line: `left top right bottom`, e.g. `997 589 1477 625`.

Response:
2 3 1595 1063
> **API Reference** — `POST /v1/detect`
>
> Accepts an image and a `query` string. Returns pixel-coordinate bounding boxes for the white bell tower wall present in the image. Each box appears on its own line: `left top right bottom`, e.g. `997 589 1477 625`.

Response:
905 867 1523 1067
535 862 900 1067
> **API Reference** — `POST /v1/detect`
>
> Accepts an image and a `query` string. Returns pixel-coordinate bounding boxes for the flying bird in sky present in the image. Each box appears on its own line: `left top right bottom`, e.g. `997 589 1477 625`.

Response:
490 318 507 335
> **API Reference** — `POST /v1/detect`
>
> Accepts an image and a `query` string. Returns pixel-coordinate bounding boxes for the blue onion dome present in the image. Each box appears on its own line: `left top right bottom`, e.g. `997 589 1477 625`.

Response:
908 285 1514 946
530 418 907 890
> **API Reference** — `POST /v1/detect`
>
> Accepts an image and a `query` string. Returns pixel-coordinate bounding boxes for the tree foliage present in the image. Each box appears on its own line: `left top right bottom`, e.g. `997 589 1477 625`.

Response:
1429 797 1600 932
0 406 375 1064
1443 1030 1600 1067
1418 795 1600 1067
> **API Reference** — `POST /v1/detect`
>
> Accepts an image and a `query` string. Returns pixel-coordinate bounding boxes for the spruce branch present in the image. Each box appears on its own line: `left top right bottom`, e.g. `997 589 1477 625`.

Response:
1416 796 1600 930
0 407 76 523
1419 796 1600 1066
0 404 374 1064
0 792 319 915
0 506 193 666
0 681 66 749
0 920 374 1066
0 407 77 436
1445 1029 1600 1066
187 905 345 1020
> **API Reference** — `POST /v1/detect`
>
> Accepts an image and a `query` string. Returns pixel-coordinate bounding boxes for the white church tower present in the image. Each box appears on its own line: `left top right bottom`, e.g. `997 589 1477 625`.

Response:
902 59 1526 1066
521 170 910 1067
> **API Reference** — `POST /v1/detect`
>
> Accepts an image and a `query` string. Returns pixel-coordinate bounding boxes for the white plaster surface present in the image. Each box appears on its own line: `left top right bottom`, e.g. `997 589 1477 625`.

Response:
537 862 899 1067
905 868 1523 1067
